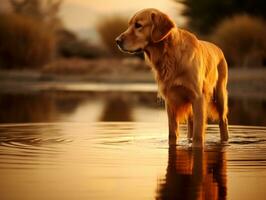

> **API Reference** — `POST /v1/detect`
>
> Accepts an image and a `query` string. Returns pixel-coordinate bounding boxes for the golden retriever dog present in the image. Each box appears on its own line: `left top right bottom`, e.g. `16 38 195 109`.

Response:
116 8 229 147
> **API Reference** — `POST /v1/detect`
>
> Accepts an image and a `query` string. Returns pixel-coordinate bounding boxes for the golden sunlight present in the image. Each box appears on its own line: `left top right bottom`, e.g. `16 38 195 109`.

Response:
60 0 184 31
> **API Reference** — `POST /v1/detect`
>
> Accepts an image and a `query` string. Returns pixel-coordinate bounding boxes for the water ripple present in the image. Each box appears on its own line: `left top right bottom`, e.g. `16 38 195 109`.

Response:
0 123 266 170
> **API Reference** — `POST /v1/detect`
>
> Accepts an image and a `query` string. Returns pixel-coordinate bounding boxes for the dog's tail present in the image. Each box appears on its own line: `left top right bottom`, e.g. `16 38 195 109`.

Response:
208 100 220 121
176 103 192 123
208 58 228 122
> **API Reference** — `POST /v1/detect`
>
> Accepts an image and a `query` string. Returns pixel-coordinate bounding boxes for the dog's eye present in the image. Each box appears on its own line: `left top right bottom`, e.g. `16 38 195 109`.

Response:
134 22 142 29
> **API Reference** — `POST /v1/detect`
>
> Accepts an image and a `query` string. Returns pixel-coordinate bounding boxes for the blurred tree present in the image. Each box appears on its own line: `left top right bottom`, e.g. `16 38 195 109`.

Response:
9 0 63 31
0 13 56 68
211 15 266 67
0 0 63 68
175 0 266 34
97 15 129 57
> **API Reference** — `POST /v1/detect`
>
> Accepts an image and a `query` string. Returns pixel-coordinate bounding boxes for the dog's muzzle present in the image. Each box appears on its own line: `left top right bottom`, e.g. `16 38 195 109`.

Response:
116 37 143 54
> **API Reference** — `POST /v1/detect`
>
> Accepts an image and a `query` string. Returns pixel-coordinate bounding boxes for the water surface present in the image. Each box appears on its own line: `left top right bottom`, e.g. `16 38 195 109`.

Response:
0 88 266 199
0 123 266 200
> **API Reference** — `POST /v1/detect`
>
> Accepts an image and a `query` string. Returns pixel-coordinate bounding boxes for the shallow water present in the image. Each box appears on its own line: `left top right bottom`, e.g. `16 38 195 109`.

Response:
0 89 266 199
0 123 266 200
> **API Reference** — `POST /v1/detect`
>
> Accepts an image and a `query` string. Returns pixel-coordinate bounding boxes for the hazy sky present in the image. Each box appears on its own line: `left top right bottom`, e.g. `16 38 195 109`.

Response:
59 0 184 31
0 0 184 39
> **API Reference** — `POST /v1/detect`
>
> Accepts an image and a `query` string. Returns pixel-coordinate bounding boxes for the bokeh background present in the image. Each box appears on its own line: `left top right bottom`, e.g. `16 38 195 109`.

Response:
0 0 266 125
1 2 266 199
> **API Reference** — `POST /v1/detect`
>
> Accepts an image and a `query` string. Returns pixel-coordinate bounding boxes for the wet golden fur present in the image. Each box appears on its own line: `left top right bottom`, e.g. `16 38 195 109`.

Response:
116 8 229 147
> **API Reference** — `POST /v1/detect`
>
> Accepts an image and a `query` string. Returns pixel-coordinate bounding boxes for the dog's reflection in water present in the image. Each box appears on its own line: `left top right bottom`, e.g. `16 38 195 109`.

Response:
156 146 227 200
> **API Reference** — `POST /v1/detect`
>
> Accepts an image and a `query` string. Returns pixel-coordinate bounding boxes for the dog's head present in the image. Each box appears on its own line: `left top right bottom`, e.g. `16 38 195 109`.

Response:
116 8 175 54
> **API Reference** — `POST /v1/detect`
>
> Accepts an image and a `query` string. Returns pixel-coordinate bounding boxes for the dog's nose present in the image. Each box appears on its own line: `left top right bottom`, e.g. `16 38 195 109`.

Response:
115 37 123 46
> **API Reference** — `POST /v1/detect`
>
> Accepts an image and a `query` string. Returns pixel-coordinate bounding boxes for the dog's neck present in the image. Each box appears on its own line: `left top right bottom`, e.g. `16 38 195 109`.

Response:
144 28 181 81
145 29 180 63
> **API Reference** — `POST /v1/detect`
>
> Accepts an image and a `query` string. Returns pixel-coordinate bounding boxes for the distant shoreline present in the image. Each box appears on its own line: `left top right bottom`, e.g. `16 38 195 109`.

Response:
0 67 266 99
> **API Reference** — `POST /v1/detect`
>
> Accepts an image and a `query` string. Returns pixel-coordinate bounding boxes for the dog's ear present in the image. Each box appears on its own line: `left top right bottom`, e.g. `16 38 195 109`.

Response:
150 12 175 43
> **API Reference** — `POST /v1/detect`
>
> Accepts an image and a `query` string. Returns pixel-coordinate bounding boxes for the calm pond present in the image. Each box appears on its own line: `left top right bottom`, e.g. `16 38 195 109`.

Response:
0 87 266 200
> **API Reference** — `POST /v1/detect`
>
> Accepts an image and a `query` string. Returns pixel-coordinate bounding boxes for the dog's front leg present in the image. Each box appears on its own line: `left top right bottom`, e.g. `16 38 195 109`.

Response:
166 104 178 145
192 96 206 148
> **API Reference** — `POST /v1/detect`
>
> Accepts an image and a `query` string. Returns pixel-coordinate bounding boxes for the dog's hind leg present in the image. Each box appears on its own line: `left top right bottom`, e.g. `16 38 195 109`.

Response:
216 59 229 141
